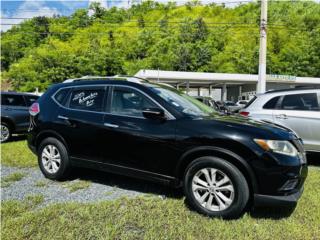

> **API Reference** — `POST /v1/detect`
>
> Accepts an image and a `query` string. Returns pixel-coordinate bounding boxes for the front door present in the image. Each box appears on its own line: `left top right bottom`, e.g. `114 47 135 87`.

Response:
101 86 177 176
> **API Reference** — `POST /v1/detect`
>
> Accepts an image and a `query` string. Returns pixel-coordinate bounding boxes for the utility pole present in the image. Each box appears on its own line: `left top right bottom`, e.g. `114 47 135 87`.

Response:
257 0 268 94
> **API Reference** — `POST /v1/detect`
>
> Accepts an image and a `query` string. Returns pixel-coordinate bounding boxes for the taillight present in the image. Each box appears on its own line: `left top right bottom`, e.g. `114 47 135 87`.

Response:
240 111 249 117
29 103 40 116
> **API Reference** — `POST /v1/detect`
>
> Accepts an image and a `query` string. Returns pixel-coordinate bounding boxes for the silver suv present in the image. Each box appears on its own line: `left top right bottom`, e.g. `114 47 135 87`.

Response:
240 88 320 153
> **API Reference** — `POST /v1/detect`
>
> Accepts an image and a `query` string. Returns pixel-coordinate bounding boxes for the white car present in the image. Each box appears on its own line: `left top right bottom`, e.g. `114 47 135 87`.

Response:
236 100 248 108
240 88 320 153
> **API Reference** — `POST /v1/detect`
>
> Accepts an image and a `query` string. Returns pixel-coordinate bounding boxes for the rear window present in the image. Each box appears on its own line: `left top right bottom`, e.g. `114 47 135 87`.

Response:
225 102 236 106
244 96 257 108
1 94 26 107
281 93 319 111
263 96 280 109
69 89 105 112
54 88 70 105
24 95 39 106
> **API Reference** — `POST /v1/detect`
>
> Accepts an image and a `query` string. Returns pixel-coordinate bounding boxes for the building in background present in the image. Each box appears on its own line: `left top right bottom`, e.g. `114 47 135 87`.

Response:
135 69 320 102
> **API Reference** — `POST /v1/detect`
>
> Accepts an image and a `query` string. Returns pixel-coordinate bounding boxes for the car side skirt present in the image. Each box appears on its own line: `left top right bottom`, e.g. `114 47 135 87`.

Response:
70 157 181 187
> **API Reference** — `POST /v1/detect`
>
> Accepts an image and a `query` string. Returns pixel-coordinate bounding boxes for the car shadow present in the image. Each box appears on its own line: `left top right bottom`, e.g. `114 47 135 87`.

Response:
67 152 320 220
3 135 27 143
249 205 297 219
68 167 184 199
70 167 298 220
307 152 320 166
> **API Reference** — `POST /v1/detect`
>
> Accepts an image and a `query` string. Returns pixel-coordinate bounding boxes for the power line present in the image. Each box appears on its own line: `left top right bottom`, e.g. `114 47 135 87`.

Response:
2 17 318 29
2 26 318 36
2 22 318 32
1 17 258 25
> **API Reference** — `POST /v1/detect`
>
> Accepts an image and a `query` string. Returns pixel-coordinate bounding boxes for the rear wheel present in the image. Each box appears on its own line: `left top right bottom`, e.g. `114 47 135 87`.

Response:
184 156 249 219
1 122 11 143
38 137 71 180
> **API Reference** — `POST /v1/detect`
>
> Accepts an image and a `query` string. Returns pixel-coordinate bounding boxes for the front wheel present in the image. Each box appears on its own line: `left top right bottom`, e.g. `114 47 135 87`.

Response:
38 137 71 180
184 156 249 219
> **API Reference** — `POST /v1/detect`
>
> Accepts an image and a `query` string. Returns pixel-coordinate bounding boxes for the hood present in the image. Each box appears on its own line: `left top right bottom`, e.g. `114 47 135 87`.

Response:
199 113 297 141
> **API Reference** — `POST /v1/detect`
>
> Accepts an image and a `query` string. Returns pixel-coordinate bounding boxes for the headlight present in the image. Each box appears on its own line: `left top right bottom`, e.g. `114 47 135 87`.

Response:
254 139 298 157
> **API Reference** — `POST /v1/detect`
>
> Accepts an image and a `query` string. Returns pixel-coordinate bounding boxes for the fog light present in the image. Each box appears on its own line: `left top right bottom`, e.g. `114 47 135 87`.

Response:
280 179 299 191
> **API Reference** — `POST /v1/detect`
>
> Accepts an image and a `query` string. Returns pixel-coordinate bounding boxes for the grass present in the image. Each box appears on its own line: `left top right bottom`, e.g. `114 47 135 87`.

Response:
2 195 44 219
63 180 92 193
1 168 320 240
1 172 26 187
34 180 48 188
1 140 37 167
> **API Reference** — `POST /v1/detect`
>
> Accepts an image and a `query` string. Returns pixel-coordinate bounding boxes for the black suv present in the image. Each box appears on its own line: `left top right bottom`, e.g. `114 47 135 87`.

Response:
28 77 307 218
1 92 39 142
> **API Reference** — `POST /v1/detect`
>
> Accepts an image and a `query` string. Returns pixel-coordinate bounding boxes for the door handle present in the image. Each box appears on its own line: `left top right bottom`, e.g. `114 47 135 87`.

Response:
57 115 77 127
275 114 288 119
104 123 119 128
58 115 69 120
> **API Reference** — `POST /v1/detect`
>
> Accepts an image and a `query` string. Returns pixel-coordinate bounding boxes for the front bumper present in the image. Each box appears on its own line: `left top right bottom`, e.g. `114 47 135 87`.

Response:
254 187 304 207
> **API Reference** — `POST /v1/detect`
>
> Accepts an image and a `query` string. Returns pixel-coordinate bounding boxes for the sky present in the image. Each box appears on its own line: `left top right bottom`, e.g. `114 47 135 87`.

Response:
1 0 319 31
1 0 252 31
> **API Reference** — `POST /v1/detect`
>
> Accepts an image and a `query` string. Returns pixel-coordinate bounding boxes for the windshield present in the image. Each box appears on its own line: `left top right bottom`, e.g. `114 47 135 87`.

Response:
148 85 216 117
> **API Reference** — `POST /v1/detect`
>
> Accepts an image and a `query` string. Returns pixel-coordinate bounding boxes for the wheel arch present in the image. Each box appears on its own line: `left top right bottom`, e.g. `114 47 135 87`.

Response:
175 142 259 194
35 130 69 152
1 117 16 131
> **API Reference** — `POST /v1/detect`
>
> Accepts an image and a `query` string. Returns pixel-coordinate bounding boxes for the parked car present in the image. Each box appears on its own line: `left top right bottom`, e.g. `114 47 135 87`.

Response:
194 96 220 112
1 92 39 143
240 88 320 153
224 101 243 113
215 101 228 112
236 100 248 108
28 77 307 219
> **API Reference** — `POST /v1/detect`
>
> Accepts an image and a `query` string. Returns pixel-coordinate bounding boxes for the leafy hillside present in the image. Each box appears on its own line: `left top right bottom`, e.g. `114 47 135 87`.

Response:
1 1 320 91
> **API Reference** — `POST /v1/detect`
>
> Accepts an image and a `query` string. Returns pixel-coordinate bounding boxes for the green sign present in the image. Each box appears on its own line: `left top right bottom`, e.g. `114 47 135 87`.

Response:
267 74 296 82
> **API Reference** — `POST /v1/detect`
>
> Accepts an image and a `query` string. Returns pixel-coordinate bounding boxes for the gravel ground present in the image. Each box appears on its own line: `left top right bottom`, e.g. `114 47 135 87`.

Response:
1 166 174 206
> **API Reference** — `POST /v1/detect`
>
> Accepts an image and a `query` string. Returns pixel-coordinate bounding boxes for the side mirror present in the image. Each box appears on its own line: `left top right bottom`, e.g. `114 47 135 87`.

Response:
142 108 166 121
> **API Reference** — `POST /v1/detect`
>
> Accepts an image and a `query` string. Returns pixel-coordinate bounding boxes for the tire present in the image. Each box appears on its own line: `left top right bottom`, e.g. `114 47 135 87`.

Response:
184 156 249 219
38 137 71 180
1 122 12 143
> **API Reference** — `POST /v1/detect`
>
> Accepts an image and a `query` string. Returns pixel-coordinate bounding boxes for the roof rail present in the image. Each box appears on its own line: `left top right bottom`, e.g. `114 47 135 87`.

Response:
265 86 320 94
62 75 148 84
63 76 117 83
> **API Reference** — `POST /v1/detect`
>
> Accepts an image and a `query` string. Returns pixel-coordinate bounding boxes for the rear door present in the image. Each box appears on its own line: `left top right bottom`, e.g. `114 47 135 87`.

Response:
272 92 320 151
55 86 106 161
1 94 29 131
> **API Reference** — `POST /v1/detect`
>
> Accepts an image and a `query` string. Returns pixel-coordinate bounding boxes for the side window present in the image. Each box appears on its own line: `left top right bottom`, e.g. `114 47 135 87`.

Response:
69 89 105 112
110 87 157 117
54 88 70 106
281 93 319 111
25 96 39 107
263 96 280 109
1 94 26 107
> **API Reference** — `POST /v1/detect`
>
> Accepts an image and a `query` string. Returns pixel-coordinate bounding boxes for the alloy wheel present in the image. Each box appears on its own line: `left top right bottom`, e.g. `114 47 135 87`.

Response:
0 124 10 143
41 145 61 174
192 168 235 211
